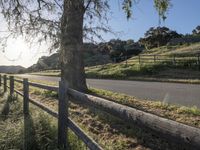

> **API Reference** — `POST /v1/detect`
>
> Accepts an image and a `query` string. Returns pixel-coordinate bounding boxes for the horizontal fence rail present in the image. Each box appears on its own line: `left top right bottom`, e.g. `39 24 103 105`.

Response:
68 89 200 148
0 75 103 150
88 53 200 71
0 74 200 149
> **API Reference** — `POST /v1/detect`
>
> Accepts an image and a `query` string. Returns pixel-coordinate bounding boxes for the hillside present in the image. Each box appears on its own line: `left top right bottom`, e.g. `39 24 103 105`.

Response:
29 42 200 83
27 41 143 72
27 52 112 72
141 42 200 56
86 43 200 82
0 65 25 73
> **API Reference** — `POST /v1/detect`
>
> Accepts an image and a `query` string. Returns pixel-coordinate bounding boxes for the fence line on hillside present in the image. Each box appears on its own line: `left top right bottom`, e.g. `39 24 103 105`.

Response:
136 54 200 65
103 54 200 70
0 74 200 149
34 54 200 73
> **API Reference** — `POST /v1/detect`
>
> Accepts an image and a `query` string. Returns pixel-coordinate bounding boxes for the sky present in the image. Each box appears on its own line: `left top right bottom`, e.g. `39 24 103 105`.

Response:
0 0 200 68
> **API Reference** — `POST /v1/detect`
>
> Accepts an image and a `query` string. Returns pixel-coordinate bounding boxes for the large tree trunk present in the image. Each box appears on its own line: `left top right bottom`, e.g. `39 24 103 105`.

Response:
60 0 87 91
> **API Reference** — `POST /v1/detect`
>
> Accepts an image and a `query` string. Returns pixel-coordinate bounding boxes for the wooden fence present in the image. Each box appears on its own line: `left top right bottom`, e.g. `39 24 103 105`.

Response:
0 74 103 150
115 54 200 70
137 54 200 65
0 74 200 149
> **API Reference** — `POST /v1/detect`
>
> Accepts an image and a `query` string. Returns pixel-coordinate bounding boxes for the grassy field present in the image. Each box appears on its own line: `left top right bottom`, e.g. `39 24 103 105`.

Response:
85 43 200 81
29 43 200 84
13 78 200 128
0 89 89 150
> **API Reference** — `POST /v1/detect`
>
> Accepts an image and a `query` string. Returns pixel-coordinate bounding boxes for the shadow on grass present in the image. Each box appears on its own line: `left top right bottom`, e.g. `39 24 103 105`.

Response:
1 99 10 118
1 94 14 119
70 100 196 150
24 114 38 150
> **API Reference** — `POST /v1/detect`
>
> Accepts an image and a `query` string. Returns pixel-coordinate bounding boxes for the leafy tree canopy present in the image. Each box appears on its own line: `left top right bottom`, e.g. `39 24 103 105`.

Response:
0 0 171 91
192 25 200 35
139 26 181 49
0 0 171 51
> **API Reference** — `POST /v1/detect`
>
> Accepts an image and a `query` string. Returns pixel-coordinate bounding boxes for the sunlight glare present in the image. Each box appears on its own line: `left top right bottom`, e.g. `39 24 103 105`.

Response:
0 38 49 68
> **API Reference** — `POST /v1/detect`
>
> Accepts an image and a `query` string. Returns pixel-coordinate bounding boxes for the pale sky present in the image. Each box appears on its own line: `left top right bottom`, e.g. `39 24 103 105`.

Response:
0 37 50 68
0 15 50 68
0 0 200 68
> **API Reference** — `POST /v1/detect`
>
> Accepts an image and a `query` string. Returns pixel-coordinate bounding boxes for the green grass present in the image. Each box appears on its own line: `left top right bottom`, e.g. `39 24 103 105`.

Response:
142 42 200 56
85 43 200 82
0 90 87 150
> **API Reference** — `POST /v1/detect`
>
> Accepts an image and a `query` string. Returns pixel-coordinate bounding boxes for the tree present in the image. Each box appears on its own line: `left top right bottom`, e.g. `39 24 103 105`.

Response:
139 26 181 49
0 0 171 91
107 39 143 61
192 25 200 35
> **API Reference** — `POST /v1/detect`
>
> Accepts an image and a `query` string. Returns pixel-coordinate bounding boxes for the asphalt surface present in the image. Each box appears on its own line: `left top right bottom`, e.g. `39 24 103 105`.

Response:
16 74 200 108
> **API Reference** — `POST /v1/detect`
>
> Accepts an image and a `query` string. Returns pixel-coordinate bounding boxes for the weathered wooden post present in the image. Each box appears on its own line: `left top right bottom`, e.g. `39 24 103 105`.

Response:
138 55 141 64
23 79 30 150
3 75 7 92
154 55 156 64
58 80 68 149
114 58 116 63
125 55 128 67
23 78 29 115
10 76 14 96
197 54 200 70
0 74 1 87
173 55 176 65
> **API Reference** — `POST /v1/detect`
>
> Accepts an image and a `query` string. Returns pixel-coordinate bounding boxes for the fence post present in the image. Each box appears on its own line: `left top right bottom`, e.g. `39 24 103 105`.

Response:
23 78 29 115
10 76 14 96
58 80 68 149
3 75 7 92
154 55 156 64
138 55 141 64
0 74 1 87
197 54 200 70
173 55 176 65
114 58 116 63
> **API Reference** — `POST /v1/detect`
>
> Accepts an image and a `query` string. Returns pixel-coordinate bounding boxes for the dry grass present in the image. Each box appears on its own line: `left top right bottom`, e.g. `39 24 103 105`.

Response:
89 88 200 128
2 79 197 149
0 85 183 149
0 89 88 150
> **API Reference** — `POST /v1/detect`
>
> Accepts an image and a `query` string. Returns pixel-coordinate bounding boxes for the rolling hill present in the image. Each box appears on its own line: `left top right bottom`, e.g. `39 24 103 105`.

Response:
29 42 200 83
0 65 25 73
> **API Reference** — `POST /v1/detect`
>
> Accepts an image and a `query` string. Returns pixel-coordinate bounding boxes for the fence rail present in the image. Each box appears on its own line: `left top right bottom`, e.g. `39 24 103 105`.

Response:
0 74 200 149
0 74 103 150
113 54 200 69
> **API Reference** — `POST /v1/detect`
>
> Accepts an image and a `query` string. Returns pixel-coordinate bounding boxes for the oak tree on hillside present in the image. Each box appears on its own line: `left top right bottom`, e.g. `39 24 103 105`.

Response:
139 26 181 49
192 25 200 35
0 0 171 91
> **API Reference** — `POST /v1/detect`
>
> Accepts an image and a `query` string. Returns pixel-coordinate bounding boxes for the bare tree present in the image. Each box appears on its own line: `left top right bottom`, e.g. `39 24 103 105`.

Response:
0 0 171 91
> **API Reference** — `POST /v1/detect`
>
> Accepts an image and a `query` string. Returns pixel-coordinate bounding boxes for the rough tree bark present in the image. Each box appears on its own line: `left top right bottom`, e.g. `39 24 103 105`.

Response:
60 0 87 91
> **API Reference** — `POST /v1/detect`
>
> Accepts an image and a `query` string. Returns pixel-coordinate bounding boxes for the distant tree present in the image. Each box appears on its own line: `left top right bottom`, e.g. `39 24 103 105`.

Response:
124 41 143 56
192 26 200 35
107 39 143 61
0 0 171 91
139 26 181 49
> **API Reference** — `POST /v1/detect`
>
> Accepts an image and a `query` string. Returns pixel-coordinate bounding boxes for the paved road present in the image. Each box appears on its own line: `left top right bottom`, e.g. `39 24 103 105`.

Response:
16 74 200 108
